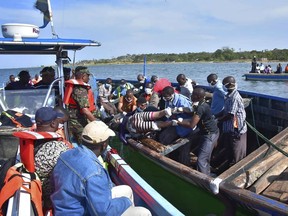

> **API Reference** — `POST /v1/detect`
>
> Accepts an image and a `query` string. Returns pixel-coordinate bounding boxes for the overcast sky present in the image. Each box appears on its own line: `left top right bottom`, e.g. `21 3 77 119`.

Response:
0 0 288 68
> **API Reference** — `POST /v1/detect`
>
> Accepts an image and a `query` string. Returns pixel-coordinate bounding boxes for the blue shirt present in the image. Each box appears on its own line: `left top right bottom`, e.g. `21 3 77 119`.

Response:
51 145 131 216
211 81 226 115
165 93 193 137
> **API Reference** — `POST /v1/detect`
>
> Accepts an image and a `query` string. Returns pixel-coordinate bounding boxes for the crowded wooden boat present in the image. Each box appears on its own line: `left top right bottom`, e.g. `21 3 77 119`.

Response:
100 78 288 215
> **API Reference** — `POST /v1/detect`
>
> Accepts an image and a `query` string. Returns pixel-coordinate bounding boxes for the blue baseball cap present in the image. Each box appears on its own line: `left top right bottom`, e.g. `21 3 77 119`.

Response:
35 107 64 125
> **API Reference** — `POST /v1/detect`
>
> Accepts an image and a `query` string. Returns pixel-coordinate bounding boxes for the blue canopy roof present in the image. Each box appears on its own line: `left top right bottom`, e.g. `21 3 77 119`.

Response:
0 37 101 55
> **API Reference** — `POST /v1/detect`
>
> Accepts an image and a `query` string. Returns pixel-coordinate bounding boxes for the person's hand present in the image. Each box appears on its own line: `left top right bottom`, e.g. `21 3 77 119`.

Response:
172 120 178 126
122 111 127 116
172 107 183 114
164 107 172 118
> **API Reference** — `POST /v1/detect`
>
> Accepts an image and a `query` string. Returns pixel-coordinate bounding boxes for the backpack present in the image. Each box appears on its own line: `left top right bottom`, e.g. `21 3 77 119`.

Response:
0 110 33 128
0 163 43 216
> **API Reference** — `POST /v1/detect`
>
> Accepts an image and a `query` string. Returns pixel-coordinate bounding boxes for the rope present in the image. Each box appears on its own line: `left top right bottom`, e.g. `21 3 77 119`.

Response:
249 98 260 147
245 120 288 157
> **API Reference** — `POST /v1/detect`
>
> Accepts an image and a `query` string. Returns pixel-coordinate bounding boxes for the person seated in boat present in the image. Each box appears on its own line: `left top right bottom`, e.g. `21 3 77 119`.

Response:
255 63 260 73
173 87 219 176
109 79 134 100
5 70 33 90
98 77 117 116
176 73 194 98
133 96 148 114
51 120 152 216
135 74 150 96
140 82 154 104
264 65 270 74
158 86 193 146
33 107 72 211
5 74 16 87
149 78 172 109
275 63 282 73
117 89 137 115
150 75 159 85
34 66 56 88
63 66 99 144
218 76 247 167
31 73 42 85
285 64 288 73
259 63 265 73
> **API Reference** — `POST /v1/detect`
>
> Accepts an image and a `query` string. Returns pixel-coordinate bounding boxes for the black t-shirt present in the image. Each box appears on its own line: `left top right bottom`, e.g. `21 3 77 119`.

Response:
194 101 218 134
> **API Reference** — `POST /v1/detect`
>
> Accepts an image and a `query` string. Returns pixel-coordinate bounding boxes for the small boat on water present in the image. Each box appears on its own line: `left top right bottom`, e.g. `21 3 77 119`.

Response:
243 73 288 81
0 28 183 216
108 79 288 215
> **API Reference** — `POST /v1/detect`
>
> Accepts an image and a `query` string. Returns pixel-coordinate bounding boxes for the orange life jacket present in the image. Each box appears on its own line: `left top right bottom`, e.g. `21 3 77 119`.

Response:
0 163 43 216
63 79 96 112
13 131 72 172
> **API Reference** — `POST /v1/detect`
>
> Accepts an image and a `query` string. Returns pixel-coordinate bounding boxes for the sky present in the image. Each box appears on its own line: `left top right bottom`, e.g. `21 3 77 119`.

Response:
0 0 288 68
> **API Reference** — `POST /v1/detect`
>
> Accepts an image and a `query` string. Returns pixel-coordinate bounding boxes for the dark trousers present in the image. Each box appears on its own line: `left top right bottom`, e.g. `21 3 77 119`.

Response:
197 130 219 175
222 132 247 165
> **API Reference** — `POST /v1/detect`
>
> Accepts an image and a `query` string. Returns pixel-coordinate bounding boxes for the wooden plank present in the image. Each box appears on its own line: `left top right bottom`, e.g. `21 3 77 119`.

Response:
249 157 288 194
261 167 288 202
231 146 288 188
140 138 166 152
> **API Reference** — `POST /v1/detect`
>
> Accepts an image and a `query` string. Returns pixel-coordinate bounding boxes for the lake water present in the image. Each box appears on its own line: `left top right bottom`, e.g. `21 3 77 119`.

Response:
1 62 287 98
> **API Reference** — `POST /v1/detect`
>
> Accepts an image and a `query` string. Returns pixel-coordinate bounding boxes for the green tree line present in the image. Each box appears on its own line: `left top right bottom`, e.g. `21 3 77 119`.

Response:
77 47 288 65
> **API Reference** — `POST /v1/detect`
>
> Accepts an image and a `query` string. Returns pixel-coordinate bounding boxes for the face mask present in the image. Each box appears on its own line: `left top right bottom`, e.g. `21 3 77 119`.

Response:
192 101 199 107
139 80 145 84
222 86 228 92
121 84 126 88
105 84 111 89
145 88 152 95
209 83 215 87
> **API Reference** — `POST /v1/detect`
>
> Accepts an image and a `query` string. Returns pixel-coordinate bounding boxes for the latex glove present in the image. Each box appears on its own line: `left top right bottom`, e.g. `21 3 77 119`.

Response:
172 120 178 126
122 111 127 116
177 118 183 123
164 107 172 118
172 107 184 114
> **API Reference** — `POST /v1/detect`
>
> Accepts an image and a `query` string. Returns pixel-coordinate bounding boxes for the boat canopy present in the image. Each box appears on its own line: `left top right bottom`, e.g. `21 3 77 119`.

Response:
0 37 101 55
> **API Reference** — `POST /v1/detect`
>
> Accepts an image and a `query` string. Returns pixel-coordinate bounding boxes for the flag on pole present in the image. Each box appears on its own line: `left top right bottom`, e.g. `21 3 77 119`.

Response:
35 0 51 28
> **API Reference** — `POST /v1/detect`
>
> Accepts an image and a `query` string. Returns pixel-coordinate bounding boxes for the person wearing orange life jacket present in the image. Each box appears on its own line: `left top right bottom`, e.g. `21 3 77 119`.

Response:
20 107 72 211
63 66 99 144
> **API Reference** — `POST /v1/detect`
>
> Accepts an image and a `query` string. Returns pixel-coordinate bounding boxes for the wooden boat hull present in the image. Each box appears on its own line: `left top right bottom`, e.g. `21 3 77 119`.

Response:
119 86 288 215
243 73 288 81
218 127 288 215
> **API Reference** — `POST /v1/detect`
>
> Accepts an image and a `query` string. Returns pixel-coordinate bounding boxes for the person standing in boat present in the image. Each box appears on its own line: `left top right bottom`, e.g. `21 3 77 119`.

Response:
174 87 219 176
51 120 152 216
285 64 288 73
218 76 247 166
63 66 99 144
251 56 257 73
206 73 226 118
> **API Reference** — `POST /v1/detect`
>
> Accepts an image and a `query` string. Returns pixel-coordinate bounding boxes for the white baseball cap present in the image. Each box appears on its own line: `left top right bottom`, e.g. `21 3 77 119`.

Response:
82 120 115 144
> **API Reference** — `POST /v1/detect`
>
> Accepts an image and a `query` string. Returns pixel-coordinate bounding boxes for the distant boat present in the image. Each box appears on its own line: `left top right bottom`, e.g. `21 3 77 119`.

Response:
243 73 288 81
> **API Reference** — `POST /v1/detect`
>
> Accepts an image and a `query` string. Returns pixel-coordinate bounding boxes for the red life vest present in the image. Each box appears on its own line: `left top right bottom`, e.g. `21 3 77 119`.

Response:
63 79 96 112
13 131 72 172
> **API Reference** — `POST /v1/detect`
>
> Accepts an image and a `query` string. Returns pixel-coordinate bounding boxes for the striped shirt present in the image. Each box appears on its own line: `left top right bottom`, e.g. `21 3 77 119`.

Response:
222 89 247 134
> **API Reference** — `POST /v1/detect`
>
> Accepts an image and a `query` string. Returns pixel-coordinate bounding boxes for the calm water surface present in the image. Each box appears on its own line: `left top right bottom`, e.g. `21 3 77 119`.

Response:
1 62 288 98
